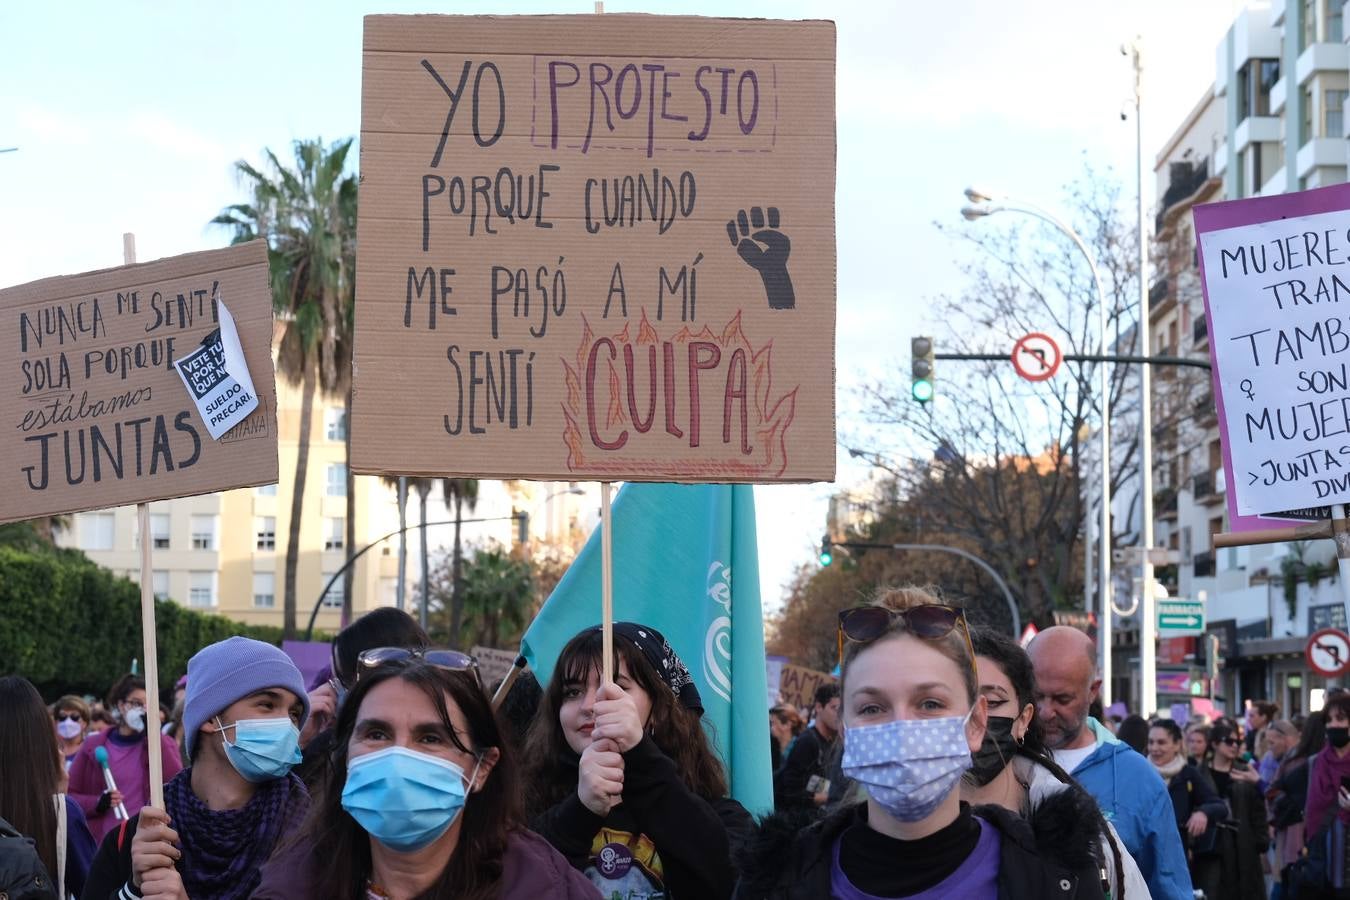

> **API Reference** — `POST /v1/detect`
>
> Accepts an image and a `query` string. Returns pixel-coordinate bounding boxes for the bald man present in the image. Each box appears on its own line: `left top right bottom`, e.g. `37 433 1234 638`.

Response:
1028 626 1193 900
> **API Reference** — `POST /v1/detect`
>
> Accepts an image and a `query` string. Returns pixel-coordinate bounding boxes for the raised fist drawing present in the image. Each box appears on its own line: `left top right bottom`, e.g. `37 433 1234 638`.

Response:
727 206 795 310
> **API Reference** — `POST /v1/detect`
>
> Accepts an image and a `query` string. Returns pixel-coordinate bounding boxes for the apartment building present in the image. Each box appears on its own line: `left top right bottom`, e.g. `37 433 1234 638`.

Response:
61 358 403 630
1143 0 1350 716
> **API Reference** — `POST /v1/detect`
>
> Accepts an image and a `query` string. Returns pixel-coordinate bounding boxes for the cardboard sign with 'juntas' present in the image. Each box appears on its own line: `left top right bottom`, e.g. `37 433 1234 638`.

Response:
1 241 277 524
352 14 836 483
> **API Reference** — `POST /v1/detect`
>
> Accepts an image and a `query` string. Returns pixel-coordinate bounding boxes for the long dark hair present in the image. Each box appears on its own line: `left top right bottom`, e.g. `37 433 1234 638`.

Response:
1117 715 1150 755
1293 710 1327 761
1206 720 1240 767
962 630 1122 889
331 608 430 688
522 627 728 816
0 676 61 882
303 659 519 900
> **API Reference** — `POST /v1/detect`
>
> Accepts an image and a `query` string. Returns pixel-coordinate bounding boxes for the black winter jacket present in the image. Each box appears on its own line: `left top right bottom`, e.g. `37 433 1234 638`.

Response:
531 735 753 900
773 725 832 812
733 793 1108 900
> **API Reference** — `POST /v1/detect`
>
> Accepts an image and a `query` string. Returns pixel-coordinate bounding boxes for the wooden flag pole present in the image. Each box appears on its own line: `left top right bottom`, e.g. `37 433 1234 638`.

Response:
125 232 164 809
601 482 614 684
490 655 529 711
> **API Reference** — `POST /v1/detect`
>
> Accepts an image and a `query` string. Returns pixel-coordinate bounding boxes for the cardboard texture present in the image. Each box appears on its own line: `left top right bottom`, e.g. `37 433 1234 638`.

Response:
353 14 836 483
2 241 278 524
471 645 518 688
776 662 835 712
1194 184 1350 527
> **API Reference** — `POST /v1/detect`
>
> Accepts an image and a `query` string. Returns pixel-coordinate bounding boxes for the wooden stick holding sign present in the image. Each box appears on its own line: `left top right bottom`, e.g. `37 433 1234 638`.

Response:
601 482 614 684
124 233 164 809
1215 503 1350 623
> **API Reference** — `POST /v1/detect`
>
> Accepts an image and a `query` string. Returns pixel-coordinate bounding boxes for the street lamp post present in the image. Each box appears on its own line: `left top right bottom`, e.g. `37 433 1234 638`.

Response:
1128 37 1158 719
961 190 1114 705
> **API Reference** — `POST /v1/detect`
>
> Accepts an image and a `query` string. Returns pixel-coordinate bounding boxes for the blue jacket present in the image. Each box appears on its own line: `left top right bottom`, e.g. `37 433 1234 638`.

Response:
1064 718 1194 900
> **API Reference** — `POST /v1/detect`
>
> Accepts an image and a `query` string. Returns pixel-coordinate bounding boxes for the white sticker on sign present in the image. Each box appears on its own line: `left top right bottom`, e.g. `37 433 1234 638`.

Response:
1200 207 1350 516
174 300 259 440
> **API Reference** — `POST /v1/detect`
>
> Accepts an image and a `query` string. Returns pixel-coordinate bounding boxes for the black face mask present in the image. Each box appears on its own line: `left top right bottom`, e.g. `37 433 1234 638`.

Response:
967 716 1020 786
1328 727 1350 749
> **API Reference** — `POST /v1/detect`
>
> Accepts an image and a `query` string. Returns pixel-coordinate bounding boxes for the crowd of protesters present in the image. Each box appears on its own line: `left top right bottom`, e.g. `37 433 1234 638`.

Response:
8 597 1350 899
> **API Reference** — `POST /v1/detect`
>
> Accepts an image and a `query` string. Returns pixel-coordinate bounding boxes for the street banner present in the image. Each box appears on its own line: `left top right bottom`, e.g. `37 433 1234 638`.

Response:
1 241 277 524
777 662 836 713
351 14 836 484
1195 184 1350 529
519 482 772 814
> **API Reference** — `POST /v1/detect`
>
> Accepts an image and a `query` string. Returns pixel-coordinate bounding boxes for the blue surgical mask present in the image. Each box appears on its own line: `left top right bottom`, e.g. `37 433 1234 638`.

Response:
842 712 974 822
217 717 302 783
341 746 479 853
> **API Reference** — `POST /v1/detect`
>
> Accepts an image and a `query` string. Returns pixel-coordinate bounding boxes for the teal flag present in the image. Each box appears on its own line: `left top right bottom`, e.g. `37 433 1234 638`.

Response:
520 482 772 816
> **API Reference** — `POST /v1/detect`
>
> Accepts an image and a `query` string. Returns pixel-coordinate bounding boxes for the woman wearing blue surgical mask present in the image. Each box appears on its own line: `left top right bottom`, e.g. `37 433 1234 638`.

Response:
735 587 1108 900
83 636 312 900
256 653 595 900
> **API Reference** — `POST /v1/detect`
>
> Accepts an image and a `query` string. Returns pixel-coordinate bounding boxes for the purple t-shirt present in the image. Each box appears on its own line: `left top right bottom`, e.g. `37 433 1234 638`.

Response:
830 817 1000 900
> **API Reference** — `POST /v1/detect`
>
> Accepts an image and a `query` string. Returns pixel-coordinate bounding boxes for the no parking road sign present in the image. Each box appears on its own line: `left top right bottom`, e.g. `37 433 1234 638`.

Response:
1306 628 1350 678
1011 332 1062 382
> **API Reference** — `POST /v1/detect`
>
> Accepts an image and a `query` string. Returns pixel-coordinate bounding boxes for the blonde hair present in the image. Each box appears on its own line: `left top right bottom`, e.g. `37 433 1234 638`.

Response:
840 585 978 704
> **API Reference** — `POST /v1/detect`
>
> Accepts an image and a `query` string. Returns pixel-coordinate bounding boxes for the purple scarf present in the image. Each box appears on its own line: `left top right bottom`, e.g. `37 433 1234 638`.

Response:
1307 746 1350 835
162 768 308 900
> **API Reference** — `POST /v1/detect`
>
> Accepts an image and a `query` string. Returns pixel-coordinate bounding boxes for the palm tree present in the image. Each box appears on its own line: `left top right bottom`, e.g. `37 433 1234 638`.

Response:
443 478 479 644
212 138 357 639
460 546 533 648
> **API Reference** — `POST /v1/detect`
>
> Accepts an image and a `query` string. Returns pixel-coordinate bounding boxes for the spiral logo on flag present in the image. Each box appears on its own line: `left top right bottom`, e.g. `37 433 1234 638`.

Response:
704 561 733 702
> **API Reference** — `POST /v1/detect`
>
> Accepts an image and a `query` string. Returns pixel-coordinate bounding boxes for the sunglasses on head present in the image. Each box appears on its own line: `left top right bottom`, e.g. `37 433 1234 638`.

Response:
837 604 978 682
356 647 482 688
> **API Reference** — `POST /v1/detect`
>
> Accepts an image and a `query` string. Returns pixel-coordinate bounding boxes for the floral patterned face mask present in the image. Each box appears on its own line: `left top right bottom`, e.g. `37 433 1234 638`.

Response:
842 711 974 822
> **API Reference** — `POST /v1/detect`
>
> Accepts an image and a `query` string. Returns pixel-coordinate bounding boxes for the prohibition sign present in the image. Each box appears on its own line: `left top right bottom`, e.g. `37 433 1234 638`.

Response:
1012 333 1062 382
1306 628 1350 678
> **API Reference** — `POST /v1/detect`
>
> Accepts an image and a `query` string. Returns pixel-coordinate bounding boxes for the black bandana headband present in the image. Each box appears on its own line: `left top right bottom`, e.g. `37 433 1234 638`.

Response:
585 621 703 715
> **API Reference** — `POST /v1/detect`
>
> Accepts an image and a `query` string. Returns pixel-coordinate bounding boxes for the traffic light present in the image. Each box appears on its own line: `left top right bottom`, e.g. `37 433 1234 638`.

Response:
912 336 935 404
819 535 833 566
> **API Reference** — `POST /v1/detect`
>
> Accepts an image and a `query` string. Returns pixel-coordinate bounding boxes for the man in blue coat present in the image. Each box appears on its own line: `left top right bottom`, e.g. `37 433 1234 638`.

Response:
1028 626 1193 900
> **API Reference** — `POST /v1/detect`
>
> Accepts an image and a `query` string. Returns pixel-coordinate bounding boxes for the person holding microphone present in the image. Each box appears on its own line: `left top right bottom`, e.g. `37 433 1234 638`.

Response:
67 675 183 844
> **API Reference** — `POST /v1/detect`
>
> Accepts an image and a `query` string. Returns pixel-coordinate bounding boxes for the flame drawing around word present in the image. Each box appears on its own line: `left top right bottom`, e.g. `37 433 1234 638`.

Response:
560 309 798 478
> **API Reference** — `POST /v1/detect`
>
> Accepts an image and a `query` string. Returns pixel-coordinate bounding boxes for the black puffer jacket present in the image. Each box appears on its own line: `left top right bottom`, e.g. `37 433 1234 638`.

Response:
734 793 1108 900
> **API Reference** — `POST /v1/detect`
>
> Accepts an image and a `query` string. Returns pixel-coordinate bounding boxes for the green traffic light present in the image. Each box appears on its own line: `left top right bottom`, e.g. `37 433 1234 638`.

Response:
820 549 833 566
912 379 933 403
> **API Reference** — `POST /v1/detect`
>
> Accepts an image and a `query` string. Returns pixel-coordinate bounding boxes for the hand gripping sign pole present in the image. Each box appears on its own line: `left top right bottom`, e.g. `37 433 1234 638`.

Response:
124 233 165 810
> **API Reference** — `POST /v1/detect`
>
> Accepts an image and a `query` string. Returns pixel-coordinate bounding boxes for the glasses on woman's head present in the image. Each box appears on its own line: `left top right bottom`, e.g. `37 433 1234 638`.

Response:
837 604 978 683
356 647 482 688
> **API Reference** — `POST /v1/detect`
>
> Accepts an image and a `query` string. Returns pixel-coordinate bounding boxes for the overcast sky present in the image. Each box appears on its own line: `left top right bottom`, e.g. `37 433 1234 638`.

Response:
0 0 1245 610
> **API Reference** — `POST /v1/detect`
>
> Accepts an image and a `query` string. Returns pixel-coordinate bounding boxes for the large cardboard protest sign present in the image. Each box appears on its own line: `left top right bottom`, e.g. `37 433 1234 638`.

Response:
1195 184 1350 528
352 15 836 483
776 662 835 712
472 645 519 689
1 242 277 524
